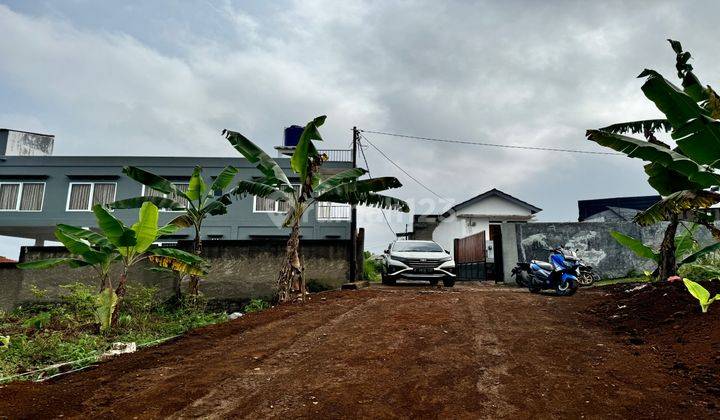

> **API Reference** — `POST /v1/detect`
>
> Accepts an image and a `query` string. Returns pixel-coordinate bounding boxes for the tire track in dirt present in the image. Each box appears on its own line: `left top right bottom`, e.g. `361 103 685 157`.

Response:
211 288 489 419
174 295 389 418
463 292 517 418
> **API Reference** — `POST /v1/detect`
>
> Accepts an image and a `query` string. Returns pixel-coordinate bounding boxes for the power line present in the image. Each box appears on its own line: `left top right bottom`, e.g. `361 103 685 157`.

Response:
360 129 622 156
360 133 450 201
358 135 397 236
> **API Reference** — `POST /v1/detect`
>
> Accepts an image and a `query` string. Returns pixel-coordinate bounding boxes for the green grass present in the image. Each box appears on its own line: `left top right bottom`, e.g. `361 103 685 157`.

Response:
0 283 228 382
591 277 651 288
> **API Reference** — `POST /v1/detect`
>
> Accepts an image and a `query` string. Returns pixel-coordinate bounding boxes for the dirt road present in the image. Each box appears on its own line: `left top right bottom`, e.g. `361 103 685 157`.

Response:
0 283 712 418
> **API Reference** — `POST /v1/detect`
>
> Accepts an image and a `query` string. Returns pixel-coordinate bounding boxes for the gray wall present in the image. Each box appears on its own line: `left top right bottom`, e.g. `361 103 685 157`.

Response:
0 155 351 243
512 221 715 279
1 239 353 311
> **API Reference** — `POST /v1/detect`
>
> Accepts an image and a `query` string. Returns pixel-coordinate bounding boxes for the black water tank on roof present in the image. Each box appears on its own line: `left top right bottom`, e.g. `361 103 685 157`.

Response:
284 125 304 147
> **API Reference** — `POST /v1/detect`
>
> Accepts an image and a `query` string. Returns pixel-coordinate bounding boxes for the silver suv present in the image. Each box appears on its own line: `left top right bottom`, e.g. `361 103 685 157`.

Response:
381 240 456 287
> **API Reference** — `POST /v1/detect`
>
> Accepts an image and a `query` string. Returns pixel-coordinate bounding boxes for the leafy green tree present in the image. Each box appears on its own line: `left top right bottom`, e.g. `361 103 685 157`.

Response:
19 202 205 327
110 165 238 295
587 39 720 280
223 116 410 302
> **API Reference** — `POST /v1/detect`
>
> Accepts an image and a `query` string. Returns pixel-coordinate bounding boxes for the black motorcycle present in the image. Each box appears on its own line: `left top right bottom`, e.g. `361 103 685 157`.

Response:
577 262 600 286
511 247 580 296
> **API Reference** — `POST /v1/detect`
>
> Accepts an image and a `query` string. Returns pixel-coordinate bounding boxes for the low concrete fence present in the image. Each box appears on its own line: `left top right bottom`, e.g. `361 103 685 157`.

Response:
1 239 355 311
512 221 715 279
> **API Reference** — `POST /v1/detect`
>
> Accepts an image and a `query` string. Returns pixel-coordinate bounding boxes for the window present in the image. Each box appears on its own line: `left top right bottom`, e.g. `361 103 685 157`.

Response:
67 182 116 211
142 183 190 211
317 202 351 221
252 185 298 213
0 182 45 211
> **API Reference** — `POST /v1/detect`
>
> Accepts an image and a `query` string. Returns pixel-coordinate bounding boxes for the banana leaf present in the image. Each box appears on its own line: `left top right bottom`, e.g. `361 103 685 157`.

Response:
291 116 326 183
130 202 160 254
610 231 659 262
92 204 136 248
110 196 185 211
586 129 720 188
634 190 720 226
223 129 291 188
210 166 239 192
186 166 207 202
122 166 187 198
17 257 90 270
94 288 118 332
313 168 368 196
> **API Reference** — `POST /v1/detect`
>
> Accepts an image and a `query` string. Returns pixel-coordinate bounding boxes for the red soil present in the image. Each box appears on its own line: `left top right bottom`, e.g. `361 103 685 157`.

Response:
0 282 718 418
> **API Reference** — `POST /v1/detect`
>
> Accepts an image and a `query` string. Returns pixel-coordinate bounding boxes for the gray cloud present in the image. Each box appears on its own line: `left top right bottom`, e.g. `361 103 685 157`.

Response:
1 0 718 256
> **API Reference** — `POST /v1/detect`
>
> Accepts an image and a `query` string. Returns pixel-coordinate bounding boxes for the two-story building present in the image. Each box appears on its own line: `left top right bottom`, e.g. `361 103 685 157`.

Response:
0 127 353 248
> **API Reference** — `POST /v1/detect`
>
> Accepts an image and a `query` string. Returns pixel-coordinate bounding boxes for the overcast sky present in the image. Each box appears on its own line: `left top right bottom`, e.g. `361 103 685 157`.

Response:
1 0 718 257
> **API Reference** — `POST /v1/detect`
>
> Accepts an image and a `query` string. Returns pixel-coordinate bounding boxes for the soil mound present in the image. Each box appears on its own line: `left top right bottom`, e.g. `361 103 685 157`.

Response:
586 281 720 405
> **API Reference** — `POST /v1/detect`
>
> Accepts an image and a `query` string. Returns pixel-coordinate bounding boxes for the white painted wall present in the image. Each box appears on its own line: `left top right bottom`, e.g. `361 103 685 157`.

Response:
431 195 534 255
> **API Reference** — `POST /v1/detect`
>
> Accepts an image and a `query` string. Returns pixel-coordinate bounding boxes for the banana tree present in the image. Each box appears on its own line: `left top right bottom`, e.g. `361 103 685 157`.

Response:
110 165 238 295
223 116 410 302
20 202 205 328
587 39 720 280
18 223 120 291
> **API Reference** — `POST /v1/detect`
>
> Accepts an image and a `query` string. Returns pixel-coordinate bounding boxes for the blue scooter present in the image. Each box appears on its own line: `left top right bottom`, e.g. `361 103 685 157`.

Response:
511 247 580 296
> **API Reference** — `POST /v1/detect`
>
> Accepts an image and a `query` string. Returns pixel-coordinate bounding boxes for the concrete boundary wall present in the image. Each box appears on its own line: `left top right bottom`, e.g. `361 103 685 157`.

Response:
1 239 354 311
507 221 715 280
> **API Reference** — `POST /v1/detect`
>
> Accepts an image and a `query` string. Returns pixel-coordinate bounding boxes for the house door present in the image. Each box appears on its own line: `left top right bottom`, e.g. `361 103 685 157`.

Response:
489 224 503 282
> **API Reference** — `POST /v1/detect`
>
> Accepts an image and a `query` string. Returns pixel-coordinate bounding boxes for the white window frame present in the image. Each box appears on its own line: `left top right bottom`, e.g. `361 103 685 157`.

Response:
66 182 117 212
316 201 351 221
252 184 298 214
141 183 189 212
0 181 46 212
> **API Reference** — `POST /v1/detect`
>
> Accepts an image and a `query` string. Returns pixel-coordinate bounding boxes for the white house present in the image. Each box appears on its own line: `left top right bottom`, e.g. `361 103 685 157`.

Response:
413 189 542 255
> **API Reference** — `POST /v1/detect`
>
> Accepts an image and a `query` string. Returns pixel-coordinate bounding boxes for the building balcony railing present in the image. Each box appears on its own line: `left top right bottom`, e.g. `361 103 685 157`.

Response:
318 149 352 162
276 147 352 163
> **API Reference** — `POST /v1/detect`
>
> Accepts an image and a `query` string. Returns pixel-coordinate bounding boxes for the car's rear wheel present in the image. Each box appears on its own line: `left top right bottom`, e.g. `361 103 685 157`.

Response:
442 278 455 287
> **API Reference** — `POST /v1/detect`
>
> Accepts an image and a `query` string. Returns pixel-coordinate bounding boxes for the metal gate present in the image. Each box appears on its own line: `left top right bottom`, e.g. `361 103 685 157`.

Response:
454 231 493 280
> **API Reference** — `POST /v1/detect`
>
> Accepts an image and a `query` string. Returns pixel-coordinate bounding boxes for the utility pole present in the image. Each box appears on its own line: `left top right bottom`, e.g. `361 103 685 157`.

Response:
350 126 359 281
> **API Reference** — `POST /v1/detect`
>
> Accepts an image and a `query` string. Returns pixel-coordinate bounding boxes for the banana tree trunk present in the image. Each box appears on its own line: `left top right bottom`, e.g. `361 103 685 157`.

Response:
111 270 128 327
277 218 303 302
188 225 202 296
658 214 679 281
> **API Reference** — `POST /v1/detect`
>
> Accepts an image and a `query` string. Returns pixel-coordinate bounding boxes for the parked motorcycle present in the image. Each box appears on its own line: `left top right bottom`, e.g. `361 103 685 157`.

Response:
577 262 600 287
511 247 580 296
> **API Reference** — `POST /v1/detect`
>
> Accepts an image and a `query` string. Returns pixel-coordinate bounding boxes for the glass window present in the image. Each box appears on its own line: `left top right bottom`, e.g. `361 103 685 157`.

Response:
392 241 444 252
254 196 277 212
92 183 116 206
317 202 351 221
19 183 45 211
68 183 115 211
0 183 20 210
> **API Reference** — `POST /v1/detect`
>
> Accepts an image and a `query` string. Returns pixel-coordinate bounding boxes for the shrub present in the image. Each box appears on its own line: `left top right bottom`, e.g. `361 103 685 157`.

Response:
678 251 720 281
243 299 270 313
363 251 382 282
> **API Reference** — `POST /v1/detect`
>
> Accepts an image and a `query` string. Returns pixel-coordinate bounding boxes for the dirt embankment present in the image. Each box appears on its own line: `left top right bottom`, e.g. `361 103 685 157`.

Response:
0 282 718 419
